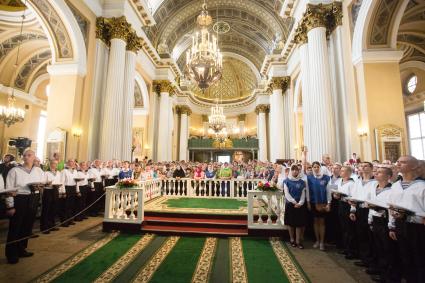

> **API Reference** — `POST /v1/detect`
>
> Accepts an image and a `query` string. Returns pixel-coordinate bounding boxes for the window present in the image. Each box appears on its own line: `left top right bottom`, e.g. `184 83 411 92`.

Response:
407 112 425 159
406 75 417 94
36 111 47 160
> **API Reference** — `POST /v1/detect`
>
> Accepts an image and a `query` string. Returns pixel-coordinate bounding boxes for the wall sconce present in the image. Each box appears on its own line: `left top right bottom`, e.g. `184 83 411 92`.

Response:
357 127 368 138
72 128 83 138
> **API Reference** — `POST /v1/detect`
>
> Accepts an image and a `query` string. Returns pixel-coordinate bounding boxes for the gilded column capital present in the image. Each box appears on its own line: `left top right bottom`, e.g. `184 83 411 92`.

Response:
293 24 308 45
126 31 144 52
300 2 343 36
153 80 175 95
255 104 270 114
108 16 132 41
238 114 246 122
269 76 291 92
176 105 192 116
96 17 110 44
304 4 328 33
329 2 343 32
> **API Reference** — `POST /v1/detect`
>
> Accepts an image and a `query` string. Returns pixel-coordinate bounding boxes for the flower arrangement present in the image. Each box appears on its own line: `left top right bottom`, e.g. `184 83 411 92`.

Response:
116 179 139 188
256 181 278 192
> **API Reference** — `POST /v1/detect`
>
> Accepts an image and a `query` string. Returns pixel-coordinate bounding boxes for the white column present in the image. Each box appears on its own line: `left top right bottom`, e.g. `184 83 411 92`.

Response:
283 89 293 158
99 38 126 160
155 82 173 162
299 43 312 159
87 39 109 160
269 80 286 162
179 111 189 161
121 50 136 161
168 99 174 161
307 26 336 161
256 106 268 161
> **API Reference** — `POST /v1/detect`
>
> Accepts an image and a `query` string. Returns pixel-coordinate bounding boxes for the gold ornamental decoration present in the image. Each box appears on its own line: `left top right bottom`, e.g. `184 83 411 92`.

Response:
126 31 143 52
269 77 290 92
95 17 109 44
108 16 132 41
153 80 175 95
295 1 343 44
293 24 308 45
212 138 233 149
255 104 270 114
176 105 192 116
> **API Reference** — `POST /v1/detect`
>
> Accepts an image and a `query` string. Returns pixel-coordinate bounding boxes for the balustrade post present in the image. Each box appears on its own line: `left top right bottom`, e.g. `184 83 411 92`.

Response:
104 188 112 219
137 190 144 223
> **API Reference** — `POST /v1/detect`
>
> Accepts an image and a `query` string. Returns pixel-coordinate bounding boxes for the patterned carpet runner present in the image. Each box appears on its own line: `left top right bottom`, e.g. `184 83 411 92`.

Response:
34 233 309 283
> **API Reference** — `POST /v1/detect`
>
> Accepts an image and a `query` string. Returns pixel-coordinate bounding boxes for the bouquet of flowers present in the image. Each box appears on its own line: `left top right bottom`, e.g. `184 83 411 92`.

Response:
256 181 278 192
116 179 139 188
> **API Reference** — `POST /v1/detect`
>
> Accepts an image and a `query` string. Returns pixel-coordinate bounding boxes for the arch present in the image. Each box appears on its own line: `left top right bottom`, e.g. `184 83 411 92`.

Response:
25 0 87 75
399 60 425 72
134 72 149 116
28 72 50 97
352 0 409 63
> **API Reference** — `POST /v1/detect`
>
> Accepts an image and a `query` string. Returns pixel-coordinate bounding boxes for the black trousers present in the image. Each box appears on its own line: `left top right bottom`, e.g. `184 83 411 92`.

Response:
64 186 77 224
6 194 37 261
40 188 58 230
355 207 373 264
326 197 342 247
92 182 104 214
395 219 425 283
338 200 357 256
77 185 89 218
372 216 401 282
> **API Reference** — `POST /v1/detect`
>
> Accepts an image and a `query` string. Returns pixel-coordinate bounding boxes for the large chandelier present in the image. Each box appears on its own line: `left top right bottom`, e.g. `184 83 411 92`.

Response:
0 1 26 127
185 0 222 91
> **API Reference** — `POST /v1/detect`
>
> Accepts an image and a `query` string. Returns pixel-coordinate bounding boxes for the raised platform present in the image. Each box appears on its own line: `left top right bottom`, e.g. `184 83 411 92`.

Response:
104 196 284 236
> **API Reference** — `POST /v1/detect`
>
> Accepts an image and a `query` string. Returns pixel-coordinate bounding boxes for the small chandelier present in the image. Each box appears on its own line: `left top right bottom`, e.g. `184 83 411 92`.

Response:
0 96 25 127
185 0 222 91
0 1 26 127
208 104 226 133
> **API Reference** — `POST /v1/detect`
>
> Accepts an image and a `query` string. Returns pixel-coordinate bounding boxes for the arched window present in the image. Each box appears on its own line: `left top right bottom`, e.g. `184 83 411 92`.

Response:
406 75 418 94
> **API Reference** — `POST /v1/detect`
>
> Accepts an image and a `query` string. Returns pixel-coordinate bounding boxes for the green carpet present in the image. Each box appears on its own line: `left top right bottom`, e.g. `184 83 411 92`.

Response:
242 238 289 283
39 234 309 283
165 197 247 209
52 234 141 283
149 237 205 283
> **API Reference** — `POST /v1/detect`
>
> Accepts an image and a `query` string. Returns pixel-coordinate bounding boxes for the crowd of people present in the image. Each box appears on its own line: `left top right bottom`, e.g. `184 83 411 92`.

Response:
0 150 424 283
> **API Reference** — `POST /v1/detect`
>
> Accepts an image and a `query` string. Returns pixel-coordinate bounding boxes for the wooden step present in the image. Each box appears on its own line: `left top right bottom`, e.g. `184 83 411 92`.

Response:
143 216 247 230
141 224 248 236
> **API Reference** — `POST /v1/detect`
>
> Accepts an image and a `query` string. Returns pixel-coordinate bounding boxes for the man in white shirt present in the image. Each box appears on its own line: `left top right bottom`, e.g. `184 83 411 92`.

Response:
88 160 103 216
388 156 425 283
350 162 377 267
61 159 79 226
5 149 44 264
76 161 90 220
41 159 62 234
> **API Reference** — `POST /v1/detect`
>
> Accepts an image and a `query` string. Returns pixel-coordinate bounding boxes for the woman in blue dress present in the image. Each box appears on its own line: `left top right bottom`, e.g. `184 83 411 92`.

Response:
308 161 331 251
283 165 308 249
118 161 132 180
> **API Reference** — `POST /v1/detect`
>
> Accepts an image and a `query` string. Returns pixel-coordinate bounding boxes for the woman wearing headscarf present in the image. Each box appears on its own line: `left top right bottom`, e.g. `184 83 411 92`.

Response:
283 164 308 249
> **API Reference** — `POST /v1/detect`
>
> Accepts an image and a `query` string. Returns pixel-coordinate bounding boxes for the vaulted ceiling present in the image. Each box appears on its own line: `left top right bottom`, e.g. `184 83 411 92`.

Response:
146 0 293 72
398 0 425 63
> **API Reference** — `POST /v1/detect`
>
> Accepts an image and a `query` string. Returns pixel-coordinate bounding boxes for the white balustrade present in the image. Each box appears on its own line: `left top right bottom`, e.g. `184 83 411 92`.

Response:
161 178 263 198
104 186 145 224
247 190 285 229
104 178 287 231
